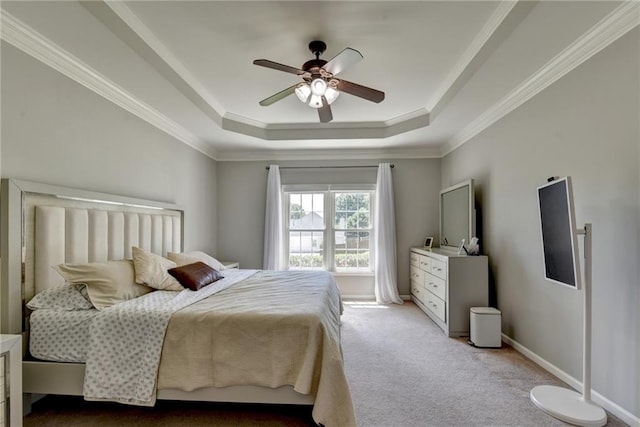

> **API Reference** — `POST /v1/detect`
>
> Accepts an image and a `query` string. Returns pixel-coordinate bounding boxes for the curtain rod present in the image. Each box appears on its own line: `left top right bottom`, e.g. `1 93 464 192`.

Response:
265 164 394 170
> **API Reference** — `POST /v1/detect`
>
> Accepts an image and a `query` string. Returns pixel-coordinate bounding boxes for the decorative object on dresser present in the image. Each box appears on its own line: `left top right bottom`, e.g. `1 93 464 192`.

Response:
410 247 488 337
423 237 433 249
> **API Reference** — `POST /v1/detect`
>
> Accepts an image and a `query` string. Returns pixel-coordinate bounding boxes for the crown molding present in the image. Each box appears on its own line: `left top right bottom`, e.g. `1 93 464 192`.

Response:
441 1 640 157
98 1 225 126
0 10 218 160
215 146 442 162
221 108 430 141
427 0 524 117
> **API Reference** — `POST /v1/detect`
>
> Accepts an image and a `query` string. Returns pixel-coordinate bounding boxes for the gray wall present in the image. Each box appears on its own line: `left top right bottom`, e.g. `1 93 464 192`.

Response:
441 29 639 417
5 15 636 420
216 158 440 296
1 43 218 254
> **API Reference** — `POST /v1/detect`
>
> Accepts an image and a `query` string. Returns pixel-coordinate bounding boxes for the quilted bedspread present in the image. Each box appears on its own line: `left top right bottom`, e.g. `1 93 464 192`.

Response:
157 270 355 427
83 269 257 406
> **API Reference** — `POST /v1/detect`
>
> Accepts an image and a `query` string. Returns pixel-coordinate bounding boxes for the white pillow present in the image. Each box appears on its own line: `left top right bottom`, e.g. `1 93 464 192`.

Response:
167 251 226 271
27 285 94 311
53 259 152 310
132 246 183 291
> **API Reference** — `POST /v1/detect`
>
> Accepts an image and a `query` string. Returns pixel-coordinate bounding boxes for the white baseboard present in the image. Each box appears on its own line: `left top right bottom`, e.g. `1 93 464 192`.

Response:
341 294 375 301
341 294 412 301
501 333 640 427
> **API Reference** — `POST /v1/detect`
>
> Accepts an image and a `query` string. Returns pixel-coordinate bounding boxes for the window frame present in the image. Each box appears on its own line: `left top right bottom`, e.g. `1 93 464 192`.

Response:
284 188 328 270
283 184 375 273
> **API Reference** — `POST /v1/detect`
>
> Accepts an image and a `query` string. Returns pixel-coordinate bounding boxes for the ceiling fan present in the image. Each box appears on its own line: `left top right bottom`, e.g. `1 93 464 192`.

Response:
253 40 385 123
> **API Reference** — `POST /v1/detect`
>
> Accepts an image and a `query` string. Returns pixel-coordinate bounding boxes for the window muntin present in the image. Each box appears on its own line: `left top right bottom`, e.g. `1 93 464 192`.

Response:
333 192 372 271
284 187 373 272
287 192 326 270
289 193 325 230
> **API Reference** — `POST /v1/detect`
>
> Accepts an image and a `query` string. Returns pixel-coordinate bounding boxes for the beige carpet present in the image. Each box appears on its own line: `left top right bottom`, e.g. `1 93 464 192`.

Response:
24 301 626 426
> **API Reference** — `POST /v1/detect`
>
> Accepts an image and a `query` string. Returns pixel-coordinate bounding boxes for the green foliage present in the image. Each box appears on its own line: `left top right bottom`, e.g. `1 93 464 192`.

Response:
335 193 369 211
335 193 370 229
289 251 370 269
289 253 323 268
290 203 305 220
335 251 370 268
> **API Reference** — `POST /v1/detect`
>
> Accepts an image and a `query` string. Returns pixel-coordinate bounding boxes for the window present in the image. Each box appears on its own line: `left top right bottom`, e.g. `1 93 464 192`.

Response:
334 192 371 270
284 185 374 272
288 192 325 269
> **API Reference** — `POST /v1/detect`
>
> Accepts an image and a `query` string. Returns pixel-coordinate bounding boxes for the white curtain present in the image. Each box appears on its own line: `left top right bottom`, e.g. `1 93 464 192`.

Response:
374 163 403 304
263 165 284 270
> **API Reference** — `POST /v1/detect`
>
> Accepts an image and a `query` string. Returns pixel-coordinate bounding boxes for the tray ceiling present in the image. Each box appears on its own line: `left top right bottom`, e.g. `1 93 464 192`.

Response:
0 1 636 160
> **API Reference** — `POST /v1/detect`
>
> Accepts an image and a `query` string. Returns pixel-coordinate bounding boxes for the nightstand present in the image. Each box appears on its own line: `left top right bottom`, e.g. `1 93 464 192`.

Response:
222 261 239 269
1 335 22 426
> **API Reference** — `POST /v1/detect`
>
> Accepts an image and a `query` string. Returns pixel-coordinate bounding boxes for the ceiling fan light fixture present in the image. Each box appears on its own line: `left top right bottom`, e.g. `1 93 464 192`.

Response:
310 78 327 96
298 78 338 108
295 83 311 103
308 94 323 109
324 86 339 104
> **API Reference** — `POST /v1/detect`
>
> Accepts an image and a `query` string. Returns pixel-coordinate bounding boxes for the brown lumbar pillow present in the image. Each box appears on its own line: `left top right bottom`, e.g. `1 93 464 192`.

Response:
167 261 224 291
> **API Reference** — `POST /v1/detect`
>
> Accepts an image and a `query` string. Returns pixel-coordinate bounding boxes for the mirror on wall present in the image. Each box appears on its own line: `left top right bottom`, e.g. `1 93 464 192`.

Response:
440 179 475 250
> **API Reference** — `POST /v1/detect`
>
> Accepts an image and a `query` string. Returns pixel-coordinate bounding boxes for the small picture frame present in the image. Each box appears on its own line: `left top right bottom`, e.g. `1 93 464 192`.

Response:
424 237 433 249
458 239 468 255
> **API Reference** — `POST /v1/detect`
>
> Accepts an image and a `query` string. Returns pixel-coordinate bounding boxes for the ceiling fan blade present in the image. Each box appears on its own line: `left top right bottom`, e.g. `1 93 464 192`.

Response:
253 59 309 77
318 99 333 123
336 79 385 103
323 48 363 76
259 84 297 106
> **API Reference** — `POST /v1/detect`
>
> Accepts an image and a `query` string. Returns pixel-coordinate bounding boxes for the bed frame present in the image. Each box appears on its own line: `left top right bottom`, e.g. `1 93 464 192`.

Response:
0 179 314 414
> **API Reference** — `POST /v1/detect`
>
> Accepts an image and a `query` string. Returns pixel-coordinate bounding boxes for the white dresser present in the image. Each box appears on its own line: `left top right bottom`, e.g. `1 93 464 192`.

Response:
410 247 488 337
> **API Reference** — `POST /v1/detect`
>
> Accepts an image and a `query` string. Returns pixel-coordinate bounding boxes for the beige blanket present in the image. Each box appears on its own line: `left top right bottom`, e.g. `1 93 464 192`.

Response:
157 270 356 427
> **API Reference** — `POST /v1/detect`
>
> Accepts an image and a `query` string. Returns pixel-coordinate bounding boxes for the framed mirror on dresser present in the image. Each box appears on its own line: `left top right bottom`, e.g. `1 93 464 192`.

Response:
411 179 488 337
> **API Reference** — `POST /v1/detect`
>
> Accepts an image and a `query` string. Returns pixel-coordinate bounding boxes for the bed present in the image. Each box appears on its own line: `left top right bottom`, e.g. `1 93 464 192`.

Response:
0 178 355 427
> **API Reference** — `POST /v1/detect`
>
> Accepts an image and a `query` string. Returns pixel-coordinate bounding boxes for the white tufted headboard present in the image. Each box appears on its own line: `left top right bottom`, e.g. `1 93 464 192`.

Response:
1 179 183 335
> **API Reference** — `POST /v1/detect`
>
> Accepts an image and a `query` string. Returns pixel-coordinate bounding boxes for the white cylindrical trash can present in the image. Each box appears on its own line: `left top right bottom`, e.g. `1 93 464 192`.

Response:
469 307 502 348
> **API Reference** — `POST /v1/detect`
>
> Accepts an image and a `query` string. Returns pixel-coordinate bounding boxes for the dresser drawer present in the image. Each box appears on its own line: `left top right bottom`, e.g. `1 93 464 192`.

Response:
410 251 420 267
411 280 426 304
430 259 447 280
418 255 431 272
410 266 425 284
423 290 445 322
424 273 446 300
